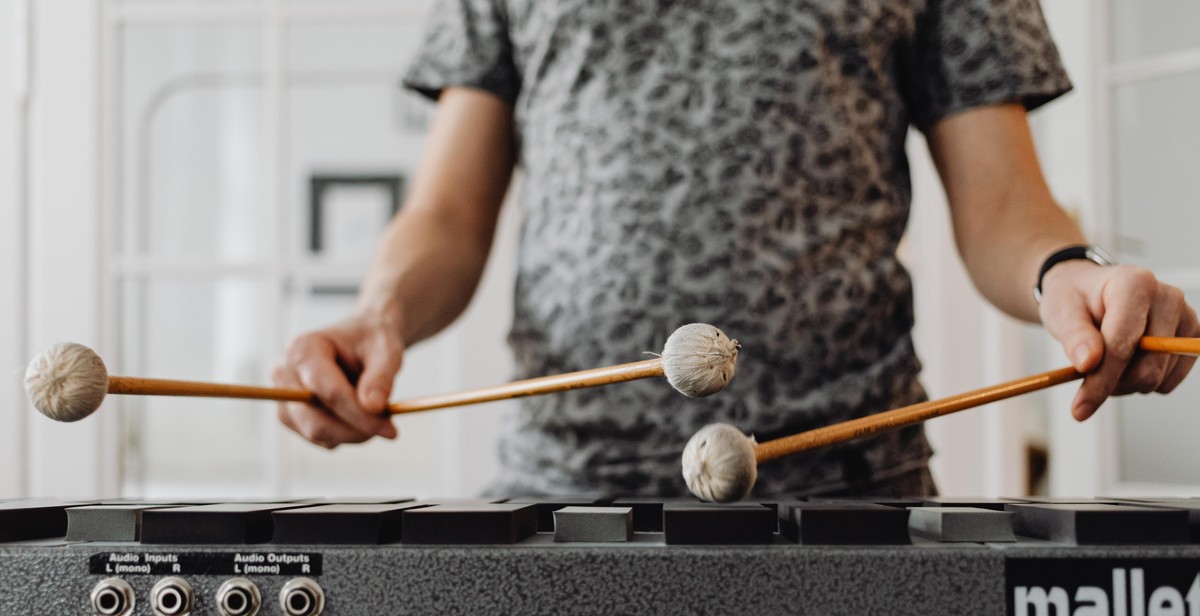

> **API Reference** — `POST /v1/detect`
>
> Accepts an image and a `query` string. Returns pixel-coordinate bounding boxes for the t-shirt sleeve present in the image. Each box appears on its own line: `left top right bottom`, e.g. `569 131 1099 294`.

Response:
402 0 521 104
902 0 1073 131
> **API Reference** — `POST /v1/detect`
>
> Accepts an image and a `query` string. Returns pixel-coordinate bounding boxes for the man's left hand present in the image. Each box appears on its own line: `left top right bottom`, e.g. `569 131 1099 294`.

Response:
1038 260 1199 421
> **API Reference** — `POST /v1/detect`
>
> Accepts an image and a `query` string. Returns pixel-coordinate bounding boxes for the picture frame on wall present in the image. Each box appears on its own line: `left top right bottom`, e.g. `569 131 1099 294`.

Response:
306 173 405 296
308 173 405 256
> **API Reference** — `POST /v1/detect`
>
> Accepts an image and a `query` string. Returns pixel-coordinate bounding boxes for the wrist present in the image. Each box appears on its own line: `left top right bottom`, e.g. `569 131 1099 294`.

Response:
1034 244 1116 302
1039 259 1096 297
353 295 409 339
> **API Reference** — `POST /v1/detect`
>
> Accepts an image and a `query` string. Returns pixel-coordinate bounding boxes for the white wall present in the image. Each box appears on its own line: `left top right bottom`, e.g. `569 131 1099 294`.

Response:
0 0 30 499
2 0 116 499
21 0 116 498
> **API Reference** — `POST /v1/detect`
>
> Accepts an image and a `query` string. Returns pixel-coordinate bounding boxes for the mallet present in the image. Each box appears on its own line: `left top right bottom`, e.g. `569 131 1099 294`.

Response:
26 323 739 423
682 336 1200 503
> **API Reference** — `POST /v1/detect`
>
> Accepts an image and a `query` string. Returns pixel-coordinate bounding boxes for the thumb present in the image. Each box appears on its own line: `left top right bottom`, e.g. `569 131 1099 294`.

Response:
1043 302 1105 373
356 337 403 417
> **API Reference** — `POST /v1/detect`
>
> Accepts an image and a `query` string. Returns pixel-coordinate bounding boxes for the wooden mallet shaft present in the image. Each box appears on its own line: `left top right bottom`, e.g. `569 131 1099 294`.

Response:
754 336 1200 464
106 358 666 414
386 359 663 414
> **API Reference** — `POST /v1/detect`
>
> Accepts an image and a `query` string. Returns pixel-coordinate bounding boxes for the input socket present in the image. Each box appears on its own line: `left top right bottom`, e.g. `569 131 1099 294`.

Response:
279 577 324 616
90 577 135 616
215 578 261 616
151 577 194 616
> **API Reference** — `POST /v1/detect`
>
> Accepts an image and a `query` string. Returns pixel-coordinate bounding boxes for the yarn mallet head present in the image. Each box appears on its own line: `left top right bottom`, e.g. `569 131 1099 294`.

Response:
24 342 110 422
660 323 739 397
681 423 758 503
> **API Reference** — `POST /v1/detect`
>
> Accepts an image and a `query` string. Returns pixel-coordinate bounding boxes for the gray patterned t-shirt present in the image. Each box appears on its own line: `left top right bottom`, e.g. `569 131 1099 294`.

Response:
405 0 1071 497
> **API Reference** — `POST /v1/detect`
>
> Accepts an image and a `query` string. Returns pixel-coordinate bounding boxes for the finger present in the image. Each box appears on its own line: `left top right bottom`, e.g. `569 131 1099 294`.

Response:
293 350 394 438
1119 285 1183 394
1040 295 1105 373
1072 269 1155 420
284 336 388 437
1159 305 1199 394
272 364 370 448
355 336 403 439
277 403 371 449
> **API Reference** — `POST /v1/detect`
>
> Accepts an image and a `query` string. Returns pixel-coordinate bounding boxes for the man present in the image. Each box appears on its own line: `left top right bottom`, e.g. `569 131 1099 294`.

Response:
273 0 1196 496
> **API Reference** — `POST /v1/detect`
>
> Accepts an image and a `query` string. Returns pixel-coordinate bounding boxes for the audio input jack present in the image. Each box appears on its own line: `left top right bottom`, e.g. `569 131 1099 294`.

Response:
151 577 194 616
90 578 135 616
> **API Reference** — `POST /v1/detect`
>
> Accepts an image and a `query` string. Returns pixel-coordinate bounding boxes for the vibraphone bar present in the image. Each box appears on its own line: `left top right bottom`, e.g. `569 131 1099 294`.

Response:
1 496 1199 615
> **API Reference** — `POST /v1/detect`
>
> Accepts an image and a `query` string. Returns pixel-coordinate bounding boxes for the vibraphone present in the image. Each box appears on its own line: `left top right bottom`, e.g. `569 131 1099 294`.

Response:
1 496 1199 615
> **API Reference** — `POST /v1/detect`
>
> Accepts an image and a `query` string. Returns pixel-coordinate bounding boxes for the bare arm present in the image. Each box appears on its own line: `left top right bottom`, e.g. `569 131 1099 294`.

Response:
357 88 517 344
274 88 517 447
927 104 1084 322
927 103 1197 420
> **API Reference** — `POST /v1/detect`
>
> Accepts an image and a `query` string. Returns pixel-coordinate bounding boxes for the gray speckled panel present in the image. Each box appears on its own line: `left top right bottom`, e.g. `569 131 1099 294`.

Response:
66 505 178 542
909 506 1016 543
553 506 632 542
4 542 1200 615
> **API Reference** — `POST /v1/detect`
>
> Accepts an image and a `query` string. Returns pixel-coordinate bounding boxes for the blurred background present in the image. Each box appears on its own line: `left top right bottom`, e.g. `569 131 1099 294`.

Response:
0 0 1197 501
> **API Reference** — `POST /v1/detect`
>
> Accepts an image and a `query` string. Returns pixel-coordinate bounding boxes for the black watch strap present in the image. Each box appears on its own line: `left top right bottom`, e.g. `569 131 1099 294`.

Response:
1034 245 1117 302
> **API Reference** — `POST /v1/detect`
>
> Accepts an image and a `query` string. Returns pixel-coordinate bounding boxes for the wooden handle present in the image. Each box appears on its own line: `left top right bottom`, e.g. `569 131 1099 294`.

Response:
108 376 316 404
753 335 1200 464
754 366 1082 463
105 358 666 413
1139 336 1200 356
387 358 664 414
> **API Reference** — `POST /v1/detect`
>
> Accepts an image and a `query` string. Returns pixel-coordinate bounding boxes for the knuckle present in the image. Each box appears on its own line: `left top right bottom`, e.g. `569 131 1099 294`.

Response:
304 426 335 447
284 337 308 361
1164 285 1186 305
1117 266 1158 297
286 334 324 362
276 405 297 429
320 387 347 411
1107 340 1136 362
1164 361 1194 391
1133 375 1158 394
1131 363 1163 393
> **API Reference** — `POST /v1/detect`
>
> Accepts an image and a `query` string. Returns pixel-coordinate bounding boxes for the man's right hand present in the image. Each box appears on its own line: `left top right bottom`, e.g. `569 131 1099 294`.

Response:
273 88 515 449
273 314 404 448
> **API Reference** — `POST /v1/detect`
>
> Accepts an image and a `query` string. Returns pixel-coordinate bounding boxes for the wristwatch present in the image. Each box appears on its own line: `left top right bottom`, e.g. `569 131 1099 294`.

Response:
1034 245 1117 303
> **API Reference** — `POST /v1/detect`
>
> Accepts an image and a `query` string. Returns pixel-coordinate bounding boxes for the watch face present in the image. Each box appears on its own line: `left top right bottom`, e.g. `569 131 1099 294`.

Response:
1084 245 1117 267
